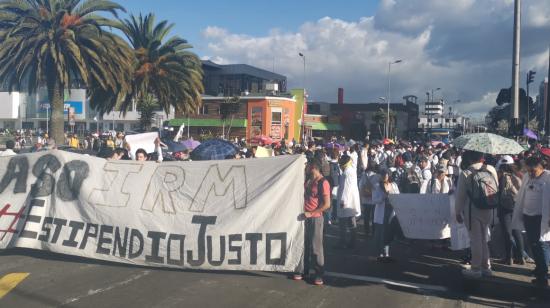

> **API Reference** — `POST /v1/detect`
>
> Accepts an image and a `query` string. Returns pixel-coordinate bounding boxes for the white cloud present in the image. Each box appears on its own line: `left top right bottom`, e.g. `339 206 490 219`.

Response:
201 0 550 117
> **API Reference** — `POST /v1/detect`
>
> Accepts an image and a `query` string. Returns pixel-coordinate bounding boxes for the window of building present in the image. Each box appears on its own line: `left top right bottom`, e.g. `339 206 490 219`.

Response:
434 118 439 123
271 107 282 139
271 110 282 124
453 119 457 123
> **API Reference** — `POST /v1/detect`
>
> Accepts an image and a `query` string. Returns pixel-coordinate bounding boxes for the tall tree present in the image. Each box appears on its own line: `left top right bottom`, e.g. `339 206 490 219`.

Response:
137 94 158 131
115 13 203 116
0 0 134 144
372 108 396 138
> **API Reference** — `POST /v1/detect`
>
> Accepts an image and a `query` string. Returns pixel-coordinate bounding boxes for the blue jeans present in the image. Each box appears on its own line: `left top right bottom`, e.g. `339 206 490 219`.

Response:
523 215 550 281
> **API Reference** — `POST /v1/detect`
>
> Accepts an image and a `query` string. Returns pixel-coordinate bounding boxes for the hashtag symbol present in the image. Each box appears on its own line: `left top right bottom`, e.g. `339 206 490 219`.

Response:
0 203 26 241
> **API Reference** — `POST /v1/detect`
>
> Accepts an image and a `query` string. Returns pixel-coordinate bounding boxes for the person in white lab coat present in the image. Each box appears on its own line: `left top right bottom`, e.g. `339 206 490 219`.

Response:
372 168 400 261
336 155 362 249
512 156 550 287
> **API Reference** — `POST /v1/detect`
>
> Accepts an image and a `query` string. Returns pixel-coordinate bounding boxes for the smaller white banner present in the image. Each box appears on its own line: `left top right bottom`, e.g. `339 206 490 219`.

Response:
125 132 158 155
390 194 451 240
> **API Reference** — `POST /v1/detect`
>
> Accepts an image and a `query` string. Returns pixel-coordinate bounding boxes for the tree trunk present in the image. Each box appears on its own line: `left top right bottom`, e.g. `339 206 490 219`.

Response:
48 79 65 147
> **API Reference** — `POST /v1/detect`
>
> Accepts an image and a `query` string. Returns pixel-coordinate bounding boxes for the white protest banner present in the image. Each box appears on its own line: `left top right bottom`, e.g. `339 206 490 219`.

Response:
449 197 470 250
0 151 305 272
255 146 273 158
389 194 451 240
125 132 158 155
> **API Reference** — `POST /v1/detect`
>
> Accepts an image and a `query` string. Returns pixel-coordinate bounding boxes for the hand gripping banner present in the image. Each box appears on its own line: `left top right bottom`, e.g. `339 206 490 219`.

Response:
0 151 305 272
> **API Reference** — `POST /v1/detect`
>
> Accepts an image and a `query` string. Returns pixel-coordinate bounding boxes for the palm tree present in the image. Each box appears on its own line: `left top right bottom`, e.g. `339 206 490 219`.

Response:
372 108 397 138
0 0 134 144
115 13 203 116
137 94 158 131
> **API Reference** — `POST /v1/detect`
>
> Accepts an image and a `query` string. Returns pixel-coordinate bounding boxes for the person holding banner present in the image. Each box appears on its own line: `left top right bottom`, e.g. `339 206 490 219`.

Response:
373 168 400 262
294 161 331 286
512 156 550 287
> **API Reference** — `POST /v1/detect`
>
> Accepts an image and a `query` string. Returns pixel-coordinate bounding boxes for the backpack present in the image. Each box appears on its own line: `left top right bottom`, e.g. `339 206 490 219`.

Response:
316 178 328 209
498 173 519 211
329 161 340 187
401 170 421 193
362 174 374 199
394 154 405 168
467 165 499 210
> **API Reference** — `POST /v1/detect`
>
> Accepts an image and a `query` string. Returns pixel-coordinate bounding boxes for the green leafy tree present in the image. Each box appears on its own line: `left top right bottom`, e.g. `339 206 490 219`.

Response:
0 0 134 144
115 13 203 116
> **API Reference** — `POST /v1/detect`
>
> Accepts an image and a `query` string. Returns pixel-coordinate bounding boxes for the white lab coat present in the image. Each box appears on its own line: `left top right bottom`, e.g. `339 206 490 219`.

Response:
512 170 550 242
337 166 362 218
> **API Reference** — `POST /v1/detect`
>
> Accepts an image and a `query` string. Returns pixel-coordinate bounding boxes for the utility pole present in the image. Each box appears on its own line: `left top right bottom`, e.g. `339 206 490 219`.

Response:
511 0 521 134
386 60 402 139
526 70 536 128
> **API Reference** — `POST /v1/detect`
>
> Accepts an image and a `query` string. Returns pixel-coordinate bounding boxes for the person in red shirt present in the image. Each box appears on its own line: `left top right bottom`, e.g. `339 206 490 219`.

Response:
294 161 331 285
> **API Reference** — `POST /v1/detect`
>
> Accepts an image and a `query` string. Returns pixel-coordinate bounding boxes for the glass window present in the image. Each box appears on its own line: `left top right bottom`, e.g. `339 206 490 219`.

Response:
271 111 282 124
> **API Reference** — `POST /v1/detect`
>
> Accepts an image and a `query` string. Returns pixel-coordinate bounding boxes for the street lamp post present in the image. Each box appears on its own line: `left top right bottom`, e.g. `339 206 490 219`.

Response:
430 87 441 102
378 97 386 137
386 60 402 139
299 52 306 143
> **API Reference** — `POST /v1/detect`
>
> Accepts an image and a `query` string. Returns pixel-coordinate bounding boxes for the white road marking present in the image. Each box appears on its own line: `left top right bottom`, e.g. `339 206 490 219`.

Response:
61 270 150 306
325 271 449 293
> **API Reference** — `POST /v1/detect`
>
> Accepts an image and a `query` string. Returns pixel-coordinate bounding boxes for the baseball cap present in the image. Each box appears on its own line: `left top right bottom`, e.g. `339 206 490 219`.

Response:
496 155 514 170
499 155 514 165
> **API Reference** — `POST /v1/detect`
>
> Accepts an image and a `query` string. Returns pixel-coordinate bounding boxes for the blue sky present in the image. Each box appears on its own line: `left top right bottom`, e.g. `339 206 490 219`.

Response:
113 0 550 118
115 0 379 55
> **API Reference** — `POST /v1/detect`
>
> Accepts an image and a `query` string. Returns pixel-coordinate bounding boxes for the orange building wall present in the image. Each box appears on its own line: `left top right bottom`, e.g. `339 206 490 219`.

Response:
247 99 295 142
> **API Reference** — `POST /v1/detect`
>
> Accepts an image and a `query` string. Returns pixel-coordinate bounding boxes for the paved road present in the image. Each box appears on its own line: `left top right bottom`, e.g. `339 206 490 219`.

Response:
0 225 547 307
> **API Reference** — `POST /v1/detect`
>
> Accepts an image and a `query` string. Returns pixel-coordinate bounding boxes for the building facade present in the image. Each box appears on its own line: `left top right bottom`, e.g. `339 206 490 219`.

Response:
202 60 287 97
307 99 419 140
0 88 174 134
168 95 297 142
536 77 548 133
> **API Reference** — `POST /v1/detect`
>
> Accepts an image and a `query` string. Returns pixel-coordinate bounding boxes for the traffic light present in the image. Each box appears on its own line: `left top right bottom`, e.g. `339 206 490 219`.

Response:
527 70 536 84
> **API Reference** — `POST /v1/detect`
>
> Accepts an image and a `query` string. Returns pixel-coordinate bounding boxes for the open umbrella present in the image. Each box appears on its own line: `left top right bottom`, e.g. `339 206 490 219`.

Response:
190 139 239 161
325 142 342 150
182 138 201 150
251 135 274 145
453 133 524 155
165 140 188 152
523 128 538 140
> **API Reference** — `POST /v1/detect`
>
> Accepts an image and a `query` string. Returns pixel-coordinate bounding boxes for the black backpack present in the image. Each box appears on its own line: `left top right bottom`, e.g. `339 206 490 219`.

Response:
401 170 421 193
467 165 499 210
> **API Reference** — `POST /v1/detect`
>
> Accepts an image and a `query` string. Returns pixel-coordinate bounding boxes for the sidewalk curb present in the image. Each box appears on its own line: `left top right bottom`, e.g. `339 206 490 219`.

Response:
462 275 550 300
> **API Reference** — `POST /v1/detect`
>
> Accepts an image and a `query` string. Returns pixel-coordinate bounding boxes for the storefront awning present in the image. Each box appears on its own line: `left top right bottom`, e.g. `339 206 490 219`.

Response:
168 118 247 128
305 122 342 131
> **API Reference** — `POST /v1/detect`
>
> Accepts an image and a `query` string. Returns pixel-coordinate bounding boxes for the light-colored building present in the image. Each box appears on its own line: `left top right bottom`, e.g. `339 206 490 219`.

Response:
0 88 174 134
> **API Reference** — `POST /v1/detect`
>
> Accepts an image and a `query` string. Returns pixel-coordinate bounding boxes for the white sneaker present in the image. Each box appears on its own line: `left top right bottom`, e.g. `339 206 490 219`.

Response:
482 269 493 277
462 269 482 278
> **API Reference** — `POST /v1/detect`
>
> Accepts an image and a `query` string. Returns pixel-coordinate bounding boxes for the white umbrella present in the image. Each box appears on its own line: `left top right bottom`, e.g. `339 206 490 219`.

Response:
453 133 524 155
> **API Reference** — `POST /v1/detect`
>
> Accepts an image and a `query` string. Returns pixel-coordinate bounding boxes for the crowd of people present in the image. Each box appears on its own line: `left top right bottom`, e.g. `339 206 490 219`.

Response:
299 137 550 287
1 132 550 289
